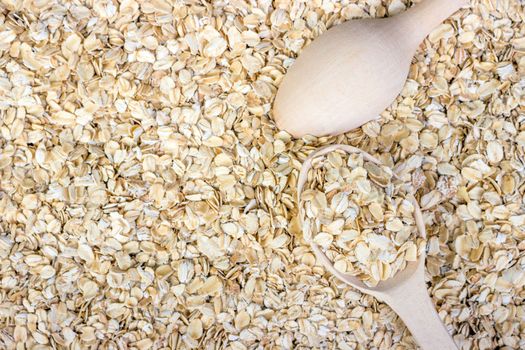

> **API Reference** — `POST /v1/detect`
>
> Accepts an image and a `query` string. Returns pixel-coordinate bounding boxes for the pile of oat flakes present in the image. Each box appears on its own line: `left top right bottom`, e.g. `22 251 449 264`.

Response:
299 149 424 287
0 0 524 349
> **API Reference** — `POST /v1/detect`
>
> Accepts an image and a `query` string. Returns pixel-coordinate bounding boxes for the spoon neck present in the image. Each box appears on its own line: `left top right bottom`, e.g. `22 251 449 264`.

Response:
398 0 466 49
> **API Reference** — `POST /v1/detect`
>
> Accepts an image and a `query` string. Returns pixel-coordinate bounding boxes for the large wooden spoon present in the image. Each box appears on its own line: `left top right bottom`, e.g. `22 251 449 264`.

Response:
273 0 467 137
297 144 458 350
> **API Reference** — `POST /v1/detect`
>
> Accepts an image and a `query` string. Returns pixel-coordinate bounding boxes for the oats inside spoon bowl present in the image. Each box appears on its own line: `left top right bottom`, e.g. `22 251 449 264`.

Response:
299 147 426 287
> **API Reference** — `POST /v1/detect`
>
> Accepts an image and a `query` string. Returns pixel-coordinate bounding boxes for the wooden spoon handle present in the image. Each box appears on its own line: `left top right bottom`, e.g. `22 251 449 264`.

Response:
380 262 458 350
398 0 467 49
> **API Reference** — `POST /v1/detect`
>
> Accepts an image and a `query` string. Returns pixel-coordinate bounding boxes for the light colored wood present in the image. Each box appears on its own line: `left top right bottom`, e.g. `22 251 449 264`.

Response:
297 144 458 350
274 0 467 137
378 257 458 350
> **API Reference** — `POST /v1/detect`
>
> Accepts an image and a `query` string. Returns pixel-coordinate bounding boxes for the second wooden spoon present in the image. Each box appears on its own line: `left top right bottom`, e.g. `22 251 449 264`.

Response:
273 0 467 137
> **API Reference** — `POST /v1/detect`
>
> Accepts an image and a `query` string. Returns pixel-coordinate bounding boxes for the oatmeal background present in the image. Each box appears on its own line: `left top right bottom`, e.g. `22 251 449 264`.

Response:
0 0 524 349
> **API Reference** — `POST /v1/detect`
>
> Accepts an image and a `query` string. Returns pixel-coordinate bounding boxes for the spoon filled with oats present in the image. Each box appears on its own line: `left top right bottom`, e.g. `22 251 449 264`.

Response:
297 144 457 350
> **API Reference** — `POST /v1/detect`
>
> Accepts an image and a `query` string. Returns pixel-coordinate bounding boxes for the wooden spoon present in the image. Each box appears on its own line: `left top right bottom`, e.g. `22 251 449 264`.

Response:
297 144 458 350
274 0 467 137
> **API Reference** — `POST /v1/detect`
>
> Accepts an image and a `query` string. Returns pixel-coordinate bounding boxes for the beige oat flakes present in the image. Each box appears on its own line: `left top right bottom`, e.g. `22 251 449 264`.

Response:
300 149 425 286
0 0 524 349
